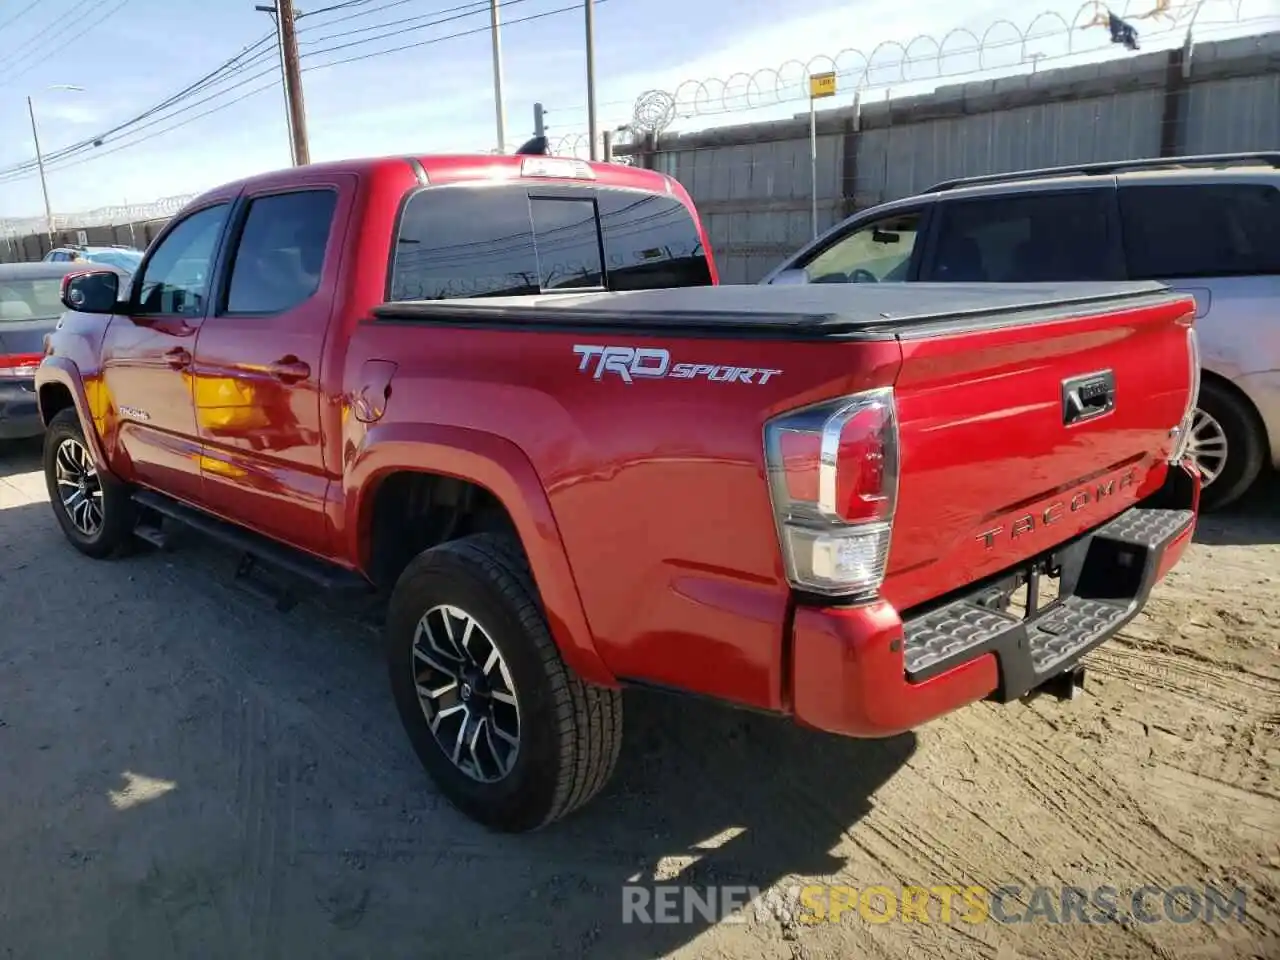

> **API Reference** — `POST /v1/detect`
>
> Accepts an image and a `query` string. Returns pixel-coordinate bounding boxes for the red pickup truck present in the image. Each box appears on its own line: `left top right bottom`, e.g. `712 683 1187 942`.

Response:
37 152 1201 832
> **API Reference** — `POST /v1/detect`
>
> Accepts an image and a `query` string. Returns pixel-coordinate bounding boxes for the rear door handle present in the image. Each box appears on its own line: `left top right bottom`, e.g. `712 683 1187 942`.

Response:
269 356 311 384
164 347 192 370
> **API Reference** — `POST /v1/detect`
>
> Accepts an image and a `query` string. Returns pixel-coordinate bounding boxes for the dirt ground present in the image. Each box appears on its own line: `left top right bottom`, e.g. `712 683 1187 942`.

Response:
1 437 1277 960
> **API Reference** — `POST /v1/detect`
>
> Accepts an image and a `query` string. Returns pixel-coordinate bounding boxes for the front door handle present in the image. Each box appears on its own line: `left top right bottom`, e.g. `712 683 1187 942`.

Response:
269 356 311 384
164 347 192 370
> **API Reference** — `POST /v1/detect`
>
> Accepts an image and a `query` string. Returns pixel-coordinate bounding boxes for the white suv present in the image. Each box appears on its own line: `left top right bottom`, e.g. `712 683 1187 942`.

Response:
762 152 1280 511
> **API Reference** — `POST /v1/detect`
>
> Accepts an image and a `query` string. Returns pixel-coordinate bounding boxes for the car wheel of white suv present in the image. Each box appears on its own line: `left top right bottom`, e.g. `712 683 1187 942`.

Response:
1191 380 1266 512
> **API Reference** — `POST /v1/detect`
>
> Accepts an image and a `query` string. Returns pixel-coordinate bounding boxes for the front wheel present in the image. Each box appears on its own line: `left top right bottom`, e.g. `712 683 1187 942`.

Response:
42 408 135 558
386 533 622 832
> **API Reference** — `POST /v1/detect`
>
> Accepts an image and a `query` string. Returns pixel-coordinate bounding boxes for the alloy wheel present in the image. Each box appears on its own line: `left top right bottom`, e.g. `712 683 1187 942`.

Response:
411 604 521 783
1186 407 1229 487
53 437 104 537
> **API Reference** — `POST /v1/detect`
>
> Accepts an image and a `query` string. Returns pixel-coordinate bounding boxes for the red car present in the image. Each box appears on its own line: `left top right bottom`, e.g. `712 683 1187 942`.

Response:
37 151 1201 831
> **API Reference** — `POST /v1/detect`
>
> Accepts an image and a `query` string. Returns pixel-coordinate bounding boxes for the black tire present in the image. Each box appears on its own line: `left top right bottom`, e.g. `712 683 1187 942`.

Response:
387 532 622 832
42 408 136 558
1195 380 1266 512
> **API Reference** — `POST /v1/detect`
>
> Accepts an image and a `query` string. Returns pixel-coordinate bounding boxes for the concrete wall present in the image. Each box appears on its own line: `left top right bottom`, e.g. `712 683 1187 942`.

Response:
624 32 1280 284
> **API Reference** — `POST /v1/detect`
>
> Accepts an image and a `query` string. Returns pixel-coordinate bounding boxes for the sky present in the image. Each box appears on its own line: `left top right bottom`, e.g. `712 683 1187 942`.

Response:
0 0 1275 221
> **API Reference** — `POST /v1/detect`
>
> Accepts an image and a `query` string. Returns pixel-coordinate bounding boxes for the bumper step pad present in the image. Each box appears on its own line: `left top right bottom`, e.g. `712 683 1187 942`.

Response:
902 505 1193 702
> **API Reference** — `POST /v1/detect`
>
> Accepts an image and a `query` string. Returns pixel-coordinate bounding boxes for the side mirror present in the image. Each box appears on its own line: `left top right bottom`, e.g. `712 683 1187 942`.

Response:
61 270 120 314
768 268 809 286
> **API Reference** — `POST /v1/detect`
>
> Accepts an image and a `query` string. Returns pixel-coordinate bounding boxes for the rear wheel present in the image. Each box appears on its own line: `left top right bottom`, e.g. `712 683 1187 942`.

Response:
42 408 135 558
1190 380 1266 512
387 533 622 832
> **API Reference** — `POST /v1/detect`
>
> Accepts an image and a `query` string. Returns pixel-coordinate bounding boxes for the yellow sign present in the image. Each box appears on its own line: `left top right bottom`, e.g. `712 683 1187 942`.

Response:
809 71 837 99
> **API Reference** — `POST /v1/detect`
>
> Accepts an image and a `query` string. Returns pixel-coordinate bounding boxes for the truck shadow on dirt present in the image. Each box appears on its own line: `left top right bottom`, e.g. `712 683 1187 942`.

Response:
1193 472 1280 547
0 495 916 959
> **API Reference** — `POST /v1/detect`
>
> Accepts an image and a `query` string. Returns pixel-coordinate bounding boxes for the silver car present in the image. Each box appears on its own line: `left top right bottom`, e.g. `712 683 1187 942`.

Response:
761 152 1280 511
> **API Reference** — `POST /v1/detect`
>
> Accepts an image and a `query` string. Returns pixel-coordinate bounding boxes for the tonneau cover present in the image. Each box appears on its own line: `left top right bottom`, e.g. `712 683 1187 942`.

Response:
372 281 1178 339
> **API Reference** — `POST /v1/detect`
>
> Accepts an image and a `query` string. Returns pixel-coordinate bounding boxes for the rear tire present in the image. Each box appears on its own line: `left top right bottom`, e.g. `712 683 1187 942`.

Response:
1192 380 1266 512
387 532 622 832
42 408 135 559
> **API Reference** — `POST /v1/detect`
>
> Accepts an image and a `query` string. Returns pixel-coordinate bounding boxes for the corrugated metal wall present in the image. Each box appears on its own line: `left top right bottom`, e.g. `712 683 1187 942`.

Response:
630 31 1280 284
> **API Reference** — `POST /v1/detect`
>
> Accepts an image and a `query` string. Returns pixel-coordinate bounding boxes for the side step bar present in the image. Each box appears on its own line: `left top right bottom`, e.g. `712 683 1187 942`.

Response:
901 504 1194 703
131 489 372 601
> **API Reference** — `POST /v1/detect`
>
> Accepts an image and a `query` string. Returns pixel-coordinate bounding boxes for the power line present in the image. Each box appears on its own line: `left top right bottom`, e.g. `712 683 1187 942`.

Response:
0 0 45 36
0 82 283 186
297 0 383 19
0 0 607 183
300 0 532 56
304 0 607 72
298 0 499 45
0 0 100 76
1 0 132 87
0 31 278 177
296 0 417 30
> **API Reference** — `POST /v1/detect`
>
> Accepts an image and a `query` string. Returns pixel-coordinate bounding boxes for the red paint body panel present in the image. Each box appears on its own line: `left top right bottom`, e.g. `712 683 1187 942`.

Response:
883 299 1193 611
35 151 1200 741
790 601 1001 737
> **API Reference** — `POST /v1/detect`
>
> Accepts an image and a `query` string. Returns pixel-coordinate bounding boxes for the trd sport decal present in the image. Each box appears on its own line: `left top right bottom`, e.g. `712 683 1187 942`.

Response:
573 345 782 385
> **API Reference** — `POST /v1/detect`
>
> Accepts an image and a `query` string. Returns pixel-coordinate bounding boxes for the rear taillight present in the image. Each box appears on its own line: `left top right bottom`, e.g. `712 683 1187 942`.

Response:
764 387 898 599
0 353 42 379
1170 327 1201 465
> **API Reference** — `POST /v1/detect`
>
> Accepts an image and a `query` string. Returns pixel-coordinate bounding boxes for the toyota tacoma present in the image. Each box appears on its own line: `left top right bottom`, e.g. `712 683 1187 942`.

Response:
37 152 1201 831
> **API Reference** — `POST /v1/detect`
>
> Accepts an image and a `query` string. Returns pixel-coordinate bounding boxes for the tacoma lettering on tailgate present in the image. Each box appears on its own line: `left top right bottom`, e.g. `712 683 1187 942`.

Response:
975 467 1138 549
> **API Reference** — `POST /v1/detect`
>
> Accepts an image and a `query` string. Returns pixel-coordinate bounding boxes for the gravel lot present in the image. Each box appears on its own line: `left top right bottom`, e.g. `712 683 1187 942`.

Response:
1 437 1277 960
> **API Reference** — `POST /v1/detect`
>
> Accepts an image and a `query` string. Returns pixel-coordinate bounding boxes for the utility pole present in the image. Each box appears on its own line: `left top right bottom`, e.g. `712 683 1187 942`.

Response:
257 0 310 166
489 0 506 153
26 96 53 243
259 0 295 162
584 0 599 160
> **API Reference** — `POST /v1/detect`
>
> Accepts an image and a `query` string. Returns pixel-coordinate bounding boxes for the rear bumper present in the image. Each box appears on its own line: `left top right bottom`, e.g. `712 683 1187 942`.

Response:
789 462 1199 738
0 380 42 440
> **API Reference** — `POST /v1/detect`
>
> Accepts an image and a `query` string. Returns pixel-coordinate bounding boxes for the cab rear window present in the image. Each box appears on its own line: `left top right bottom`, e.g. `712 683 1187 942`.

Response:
389 183 711 301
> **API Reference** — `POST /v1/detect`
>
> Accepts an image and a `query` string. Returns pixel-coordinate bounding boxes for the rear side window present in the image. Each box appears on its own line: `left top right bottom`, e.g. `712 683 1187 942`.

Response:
596 190 712 290
1119 183 1280 279
389 184 710 301
225 189 338 313
530 197 604 290
925 190 1115 282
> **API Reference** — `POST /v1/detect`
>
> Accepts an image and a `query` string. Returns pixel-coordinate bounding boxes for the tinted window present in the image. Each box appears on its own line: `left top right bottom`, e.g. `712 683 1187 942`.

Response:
530 197 603 290
596 191 712 290
389 184 711 301
136 204 230 316
392 186 539 300
926 191 1115 282
224 190 337 313
801 211 920 283
1120 183 1280 279
0 278 64 321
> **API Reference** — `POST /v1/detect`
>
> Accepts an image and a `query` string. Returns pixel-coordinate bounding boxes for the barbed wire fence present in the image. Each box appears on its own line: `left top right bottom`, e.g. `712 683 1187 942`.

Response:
601 24 1279 284
542 0 1266 160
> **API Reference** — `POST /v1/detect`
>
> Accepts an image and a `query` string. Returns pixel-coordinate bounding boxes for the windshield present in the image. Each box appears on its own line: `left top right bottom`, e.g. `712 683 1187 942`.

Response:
0 277 64 322
87 249 143 272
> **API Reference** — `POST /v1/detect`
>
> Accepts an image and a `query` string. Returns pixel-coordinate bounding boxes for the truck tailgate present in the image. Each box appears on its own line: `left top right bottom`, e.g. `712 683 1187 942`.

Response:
883 289 1196 613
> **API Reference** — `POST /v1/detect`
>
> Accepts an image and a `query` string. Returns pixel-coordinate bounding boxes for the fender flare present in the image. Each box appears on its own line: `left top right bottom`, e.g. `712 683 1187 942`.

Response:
344 422 617 688
34 358 116 478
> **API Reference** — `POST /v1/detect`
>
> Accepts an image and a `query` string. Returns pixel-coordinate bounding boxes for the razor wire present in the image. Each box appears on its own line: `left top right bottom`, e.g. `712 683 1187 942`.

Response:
0 193 198 236
623 0 1252 131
